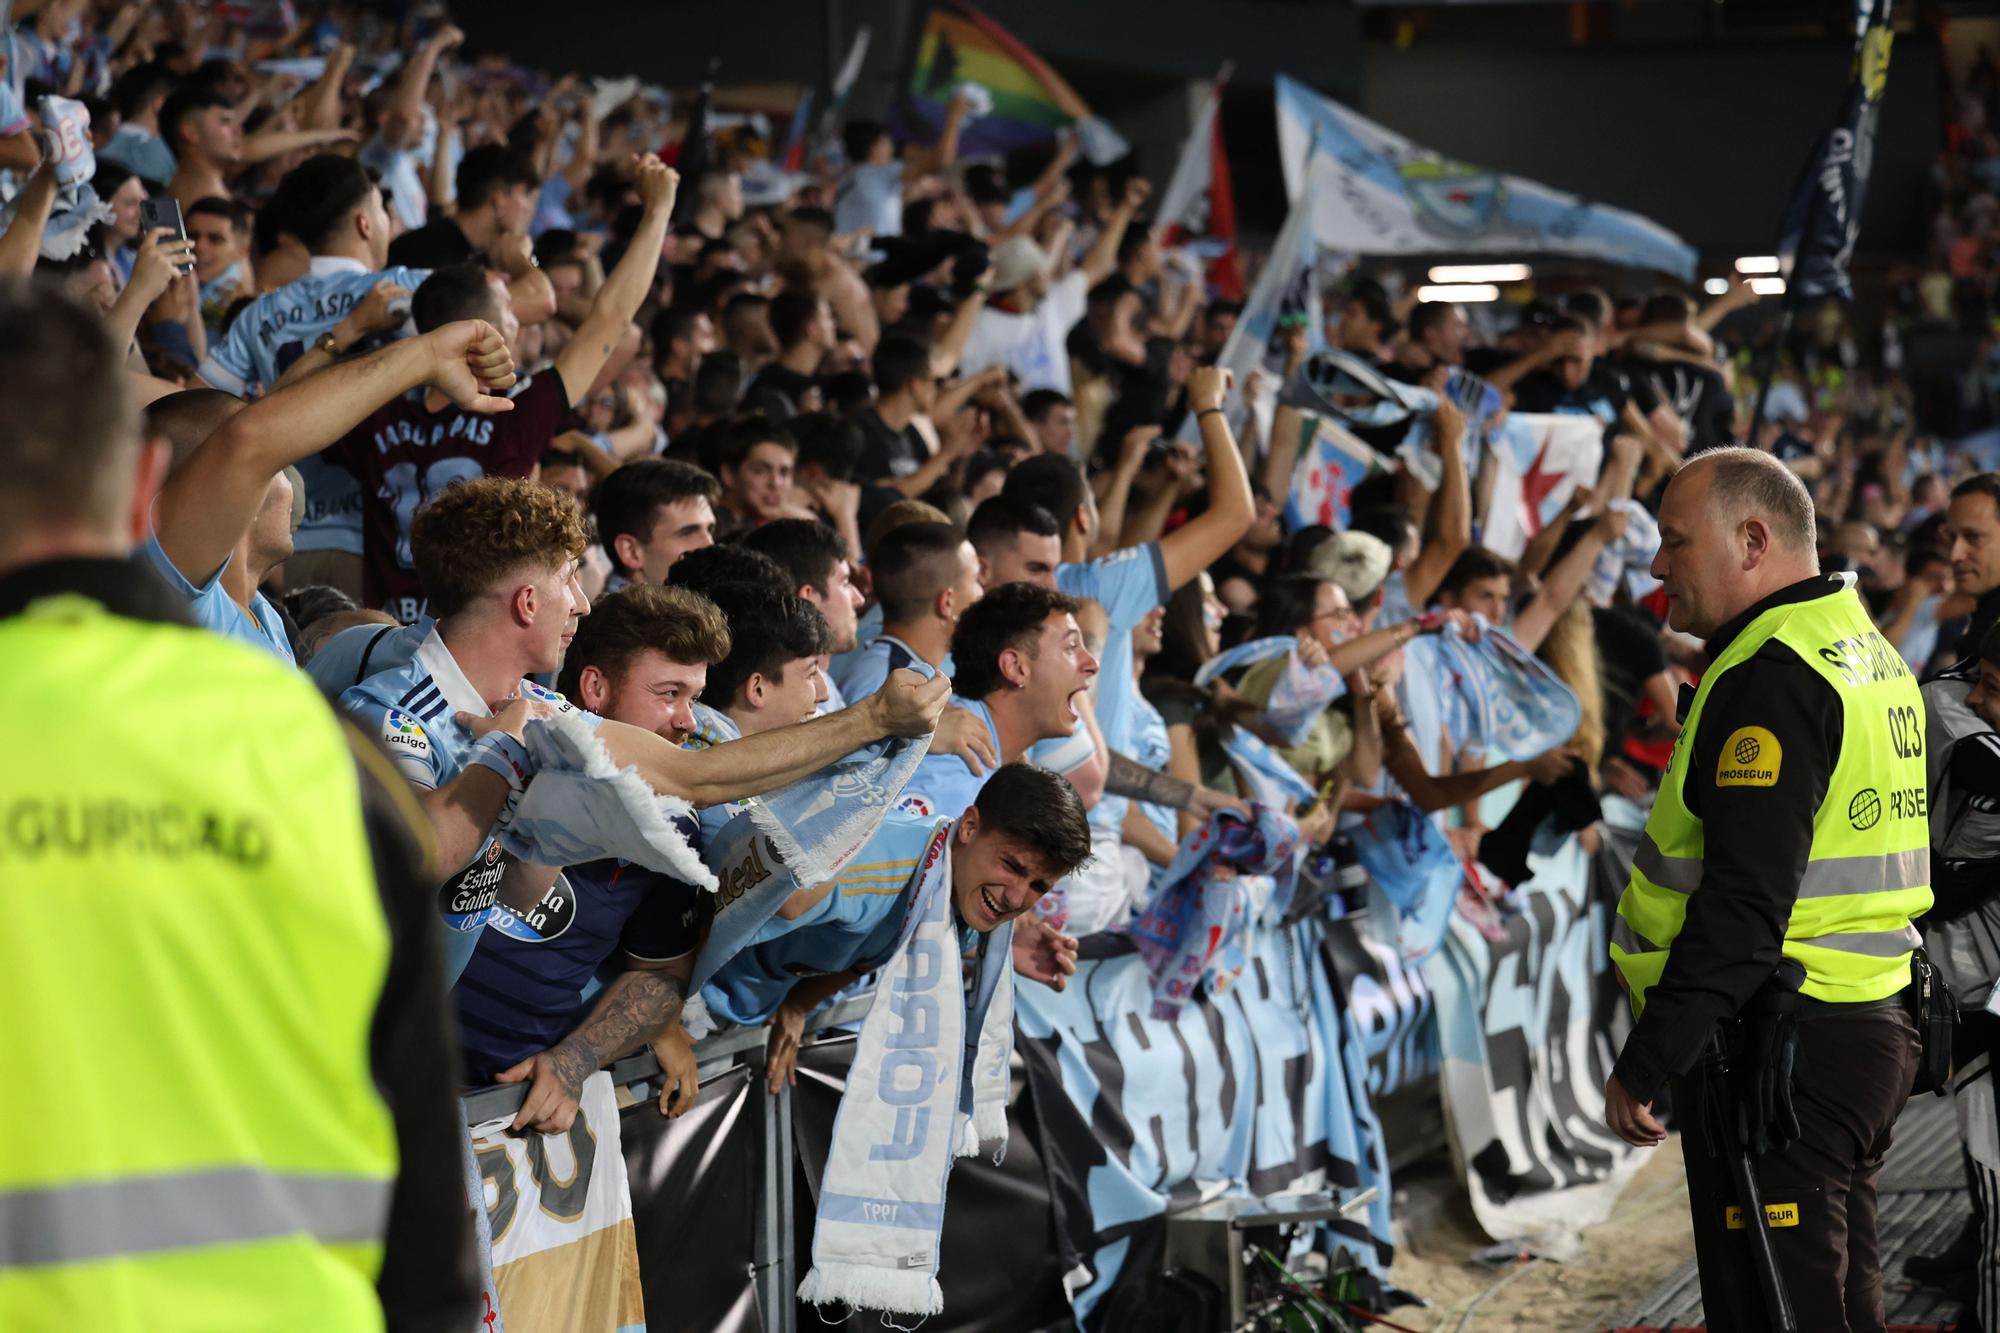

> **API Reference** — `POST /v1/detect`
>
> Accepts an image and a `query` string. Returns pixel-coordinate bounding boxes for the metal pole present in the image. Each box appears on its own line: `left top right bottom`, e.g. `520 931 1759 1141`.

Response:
1748 302 1796 448
751 1059 798 1333
1705 1035 1798 1333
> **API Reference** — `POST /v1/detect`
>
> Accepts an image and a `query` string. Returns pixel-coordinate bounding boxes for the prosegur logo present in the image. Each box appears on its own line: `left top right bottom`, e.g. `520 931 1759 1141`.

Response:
1716 726 1781 788
1849 788 1882 831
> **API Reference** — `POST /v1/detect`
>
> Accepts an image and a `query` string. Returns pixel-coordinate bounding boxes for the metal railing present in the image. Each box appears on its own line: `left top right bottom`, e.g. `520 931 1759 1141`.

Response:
460 995 877 1333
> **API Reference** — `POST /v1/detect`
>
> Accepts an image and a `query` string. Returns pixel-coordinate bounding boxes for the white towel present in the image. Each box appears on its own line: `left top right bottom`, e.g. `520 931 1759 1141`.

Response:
498 708 716 890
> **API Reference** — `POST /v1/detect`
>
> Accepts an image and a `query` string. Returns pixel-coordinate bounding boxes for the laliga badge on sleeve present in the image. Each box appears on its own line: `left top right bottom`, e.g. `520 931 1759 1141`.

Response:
1716 725 1782 788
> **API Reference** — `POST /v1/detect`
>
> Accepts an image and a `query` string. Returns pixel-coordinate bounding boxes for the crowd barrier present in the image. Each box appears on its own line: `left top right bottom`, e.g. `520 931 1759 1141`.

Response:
457 803 1642 1332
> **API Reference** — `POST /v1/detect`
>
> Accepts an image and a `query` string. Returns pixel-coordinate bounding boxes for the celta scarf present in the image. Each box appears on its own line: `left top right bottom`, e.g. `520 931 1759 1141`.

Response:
796 822 1017 1317
499 707 715 888
1128 804 1301 1019
1350 799 1463 966
689 667 937 994
1430 623 1581 763
1195 637 1344 746
1219 724 1317 811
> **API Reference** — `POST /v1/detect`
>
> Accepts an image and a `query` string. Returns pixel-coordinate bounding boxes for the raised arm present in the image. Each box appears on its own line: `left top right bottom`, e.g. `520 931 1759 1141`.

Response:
0 147 60 276
1157 365 1256 592
1399 397 1470 609
297 42 355 131
1487 329 1581 393
156 321 515 588
554 155 678 409
596 669 949 807
903 89 973 179
1078 176 1151 287
1511 507 1625 654
241 125 360 165
381 24 462 151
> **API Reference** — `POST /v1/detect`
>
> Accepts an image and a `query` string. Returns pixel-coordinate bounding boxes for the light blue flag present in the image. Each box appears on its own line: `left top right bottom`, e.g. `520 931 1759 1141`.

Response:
1274 75 1696 279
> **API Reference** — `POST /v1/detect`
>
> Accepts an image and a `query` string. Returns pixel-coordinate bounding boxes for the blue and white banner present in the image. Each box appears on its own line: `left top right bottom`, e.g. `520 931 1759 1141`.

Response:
1274 76 1696 279
1477 412 1605 561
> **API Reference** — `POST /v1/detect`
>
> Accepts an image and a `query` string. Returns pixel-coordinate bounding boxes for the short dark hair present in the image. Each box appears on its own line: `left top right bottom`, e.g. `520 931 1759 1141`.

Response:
1639 289 1696 326
700 586 831 708
1547 312 1592 339
768 289 825 349
1003 454 1088 530
590 459 722 567
785 205 835 237
112 62 178 121
1951 473 2000 514
667 543 794 602
269 154 378 251
557 583 733 698
841 119 890 163
412 264 501 333
651 305 707 367
0 284 141 538
1563 288 1612 330
1254 574 1330 639
970 763 1093 880
1406 300 1459 343
719 415 797 474
1345 285 1393 332
967 494 1060 558
456 144 539 212
185 195 248 232
159 85 229 149
692 352 743 416
1438 547 1515 603
793 412 862 481
742 517 847 596
951 582 1082 700
873 333 932 396
1019 389 1071 423
871 521 967 623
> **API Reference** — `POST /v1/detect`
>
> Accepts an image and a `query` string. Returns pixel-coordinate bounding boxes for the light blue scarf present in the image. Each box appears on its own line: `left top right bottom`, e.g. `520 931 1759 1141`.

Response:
690 667 937 993
796 823 1017 1317
1430 623 1581 763
1196 637 1345 747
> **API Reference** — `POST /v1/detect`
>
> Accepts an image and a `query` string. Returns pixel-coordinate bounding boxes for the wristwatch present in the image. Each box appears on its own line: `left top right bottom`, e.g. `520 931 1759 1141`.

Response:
317 329 343 356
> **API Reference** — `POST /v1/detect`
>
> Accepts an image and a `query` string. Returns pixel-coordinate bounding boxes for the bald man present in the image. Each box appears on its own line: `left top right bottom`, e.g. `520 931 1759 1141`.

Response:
1605 448 1932 1333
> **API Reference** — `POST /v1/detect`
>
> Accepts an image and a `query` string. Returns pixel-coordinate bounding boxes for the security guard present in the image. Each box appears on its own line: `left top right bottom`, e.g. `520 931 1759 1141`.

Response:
1605 447 1930 1333
0 287 476 1328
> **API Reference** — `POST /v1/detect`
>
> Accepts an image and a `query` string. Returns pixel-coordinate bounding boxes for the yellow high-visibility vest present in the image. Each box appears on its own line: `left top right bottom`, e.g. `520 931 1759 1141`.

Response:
1611 581 1931 1013
0 591 398 1330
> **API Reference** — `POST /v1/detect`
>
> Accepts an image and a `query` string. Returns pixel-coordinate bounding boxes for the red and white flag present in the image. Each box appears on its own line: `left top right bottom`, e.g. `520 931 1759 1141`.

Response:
1156 68 1244 300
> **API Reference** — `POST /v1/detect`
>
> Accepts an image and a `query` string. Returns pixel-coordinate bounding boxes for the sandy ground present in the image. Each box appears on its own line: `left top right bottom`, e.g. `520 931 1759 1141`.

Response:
1381 1137 1695 1333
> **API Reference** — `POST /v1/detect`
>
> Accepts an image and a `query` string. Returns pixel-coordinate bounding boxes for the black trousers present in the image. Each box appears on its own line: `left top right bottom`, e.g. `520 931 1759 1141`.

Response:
1673 1004 1919 1333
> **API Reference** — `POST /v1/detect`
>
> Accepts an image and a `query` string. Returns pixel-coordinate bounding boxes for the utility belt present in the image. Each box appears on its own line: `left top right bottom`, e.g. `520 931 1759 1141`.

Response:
1718 950 1954 1163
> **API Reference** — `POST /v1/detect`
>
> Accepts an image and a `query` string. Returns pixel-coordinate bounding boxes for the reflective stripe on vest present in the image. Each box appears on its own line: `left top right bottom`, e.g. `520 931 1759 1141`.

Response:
0 1169 391 1271
1612 581 1932 1013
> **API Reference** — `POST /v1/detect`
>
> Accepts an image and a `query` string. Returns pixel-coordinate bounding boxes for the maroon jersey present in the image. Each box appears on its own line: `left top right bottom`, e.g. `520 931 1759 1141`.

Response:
331 369 572 623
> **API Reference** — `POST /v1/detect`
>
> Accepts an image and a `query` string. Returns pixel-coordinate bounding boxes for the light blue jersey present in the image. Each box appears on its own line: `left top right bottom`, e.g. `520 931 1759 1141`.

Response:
198 256 431 557
894 696 1000 821
99 122 175 183
305 614 430 694
826 602 884 687
138 534 293 663
1056 542 1169 757
835 630 954 705
702 813 961 1026
338 627 598 985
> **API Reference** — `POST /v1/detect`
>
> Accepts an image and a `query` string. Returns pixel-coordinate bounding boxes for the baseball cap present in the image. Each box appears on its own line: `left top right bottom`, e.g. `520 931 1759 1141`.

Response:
989 235 1051 295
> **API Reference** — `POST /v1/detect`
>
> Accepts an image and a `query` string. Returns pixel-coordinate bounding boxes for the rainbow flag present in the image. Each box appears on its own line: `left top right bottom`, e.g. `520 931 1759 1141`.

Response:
903 0 1124 163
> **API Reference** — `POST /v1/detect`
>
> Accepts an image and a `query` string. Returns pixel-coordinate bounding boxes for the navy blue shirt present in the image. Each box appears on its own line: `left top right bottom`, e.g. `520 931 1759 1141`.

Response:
453 818 706 1081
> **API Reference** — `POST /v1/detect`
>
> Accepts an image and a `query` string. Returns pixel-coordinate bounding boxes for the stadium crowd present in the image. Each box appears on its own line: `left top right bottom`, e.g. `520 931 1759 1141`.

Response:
12 1 2000 1329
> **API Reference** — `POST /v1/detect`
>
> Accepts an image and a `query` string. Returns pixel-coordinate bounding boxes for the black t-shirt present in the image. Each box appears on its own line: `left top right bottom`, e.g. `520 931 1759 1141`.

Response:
1511 364 1631 431
854 407 928 484
1616 354 1735 452
387 216 476 270
745 363 815 420
1593 605 1667 751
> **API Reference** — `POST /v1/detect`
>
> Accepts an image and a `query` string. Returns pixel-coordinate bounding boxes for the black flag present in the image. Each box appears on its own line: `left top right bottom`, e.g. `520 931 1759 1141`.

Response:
1774 0 1895 304
672 58 720 227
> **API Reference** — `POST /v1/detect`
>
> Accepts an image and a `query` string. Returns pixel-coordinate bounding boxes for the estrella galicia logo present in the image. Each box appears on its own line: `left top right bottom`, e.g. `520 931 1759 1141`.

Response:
488 872 578 943
438 839 507 930
1848 788 1882 831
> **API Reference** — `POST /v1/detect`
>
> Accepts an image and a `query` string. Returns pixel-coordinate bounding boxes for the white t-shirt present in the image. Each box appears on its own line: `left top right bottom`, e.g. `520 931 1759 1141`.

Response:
957 270 1089 395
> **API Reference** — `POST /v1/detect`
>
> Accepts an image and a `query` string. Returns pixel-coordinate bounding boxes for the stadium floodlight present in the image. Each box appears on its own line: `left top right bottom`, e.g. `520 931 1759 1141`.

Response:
1733 256 1781 274
1416 284 1501 303
1426 263 1531 284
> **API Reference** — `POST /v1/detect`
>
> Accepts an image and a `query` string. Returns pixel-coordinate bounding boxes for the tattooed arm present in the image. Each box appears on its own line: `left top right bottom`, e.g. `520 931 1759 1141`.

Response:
498 967 687 1133
1104 751 1249 818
